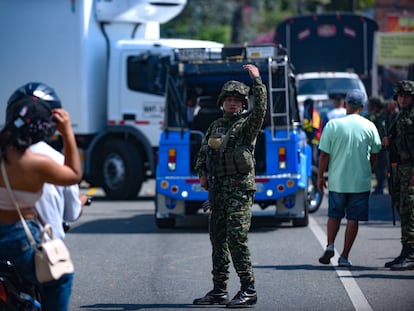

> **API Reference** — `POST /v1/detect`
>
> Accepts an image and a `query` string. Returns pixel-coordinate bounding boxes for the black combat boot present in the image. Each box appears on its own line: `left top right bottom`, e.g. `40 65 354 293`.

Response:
226 283 257 308
390 245 414 271
385 243 409 268
193 286 229 305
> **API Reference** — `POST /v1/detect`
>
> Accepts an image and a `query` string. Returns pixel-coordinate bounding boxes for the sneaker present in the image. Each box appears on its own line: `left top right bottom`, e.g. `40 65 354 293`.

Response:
319 245 335 264
193 288 229 305
338 256 352 267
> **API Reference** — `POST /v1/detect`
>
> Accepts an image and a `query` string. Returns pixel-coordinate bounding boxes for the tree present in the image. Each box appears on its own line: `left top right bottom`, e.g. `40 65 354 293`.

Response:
161 0 374 44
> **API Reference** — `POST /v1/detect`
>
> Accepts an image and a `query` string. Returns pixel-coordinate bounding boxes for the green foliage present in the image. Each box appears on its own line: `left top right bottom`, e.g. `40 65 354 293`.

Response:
198 25 232 43
160 0 374 44
161 0 236 42
356 0 375 11
323 0 375 11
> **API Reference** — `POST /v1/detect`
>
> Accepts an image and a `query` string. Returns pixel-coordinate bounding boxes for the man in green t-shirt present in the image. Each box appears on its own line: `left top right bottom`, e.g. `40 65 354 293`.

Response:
317 89 382 267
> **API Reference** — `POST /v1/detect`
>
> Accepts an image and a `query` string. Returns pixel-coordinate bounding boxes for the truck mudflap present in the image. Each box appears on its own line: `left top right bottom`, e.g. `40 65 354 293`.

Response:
155 177 207 226
156 193 186 218
275 189 307 218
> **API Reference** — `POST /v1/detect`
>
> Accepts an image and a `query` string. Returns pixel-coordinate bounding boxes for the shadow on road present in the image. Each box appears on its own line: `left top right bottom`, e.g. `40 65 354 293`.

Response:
69 214 208 234
342 273 414 280
254 264 378 271
255 264 414 280
80 303 201 310
69 212 293 234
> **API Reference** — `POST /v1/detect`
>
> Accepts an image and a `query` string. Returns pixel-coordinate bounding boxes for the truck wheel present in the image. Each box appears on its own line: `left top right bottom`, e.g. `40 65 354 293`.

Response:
155 217 176 229
100 140 143 199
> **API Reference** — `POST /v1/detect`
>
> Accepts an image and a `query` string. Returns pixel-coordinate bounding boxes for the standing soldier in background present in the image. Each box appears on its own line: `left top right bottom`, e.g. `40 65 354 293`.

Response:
366 96 388 194
382 80 414 271
385 98 399 125
193 64 267 308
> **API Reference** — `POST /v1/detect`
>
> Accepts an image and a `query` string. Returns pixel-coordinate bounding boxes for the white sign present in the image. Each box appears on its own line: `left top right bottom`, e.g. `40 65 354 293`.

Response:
377 32 414 66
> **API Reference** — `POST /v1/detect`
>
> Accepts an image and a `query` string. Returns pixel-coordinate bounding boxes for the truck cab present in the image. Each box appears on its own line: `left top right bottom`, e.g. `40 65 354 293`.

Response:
155 45 312 228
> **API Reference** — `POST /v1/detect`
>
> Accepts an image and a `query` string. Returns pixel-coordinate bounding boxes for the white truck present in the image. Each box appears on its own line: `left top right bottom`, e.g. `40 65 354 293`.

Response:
0 0 222 199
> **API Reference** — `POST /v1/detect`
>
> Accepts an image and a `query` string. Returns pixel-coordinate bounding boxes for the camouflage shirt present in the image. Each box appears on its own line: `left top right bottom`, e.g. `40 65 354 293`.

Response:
367 110 387 139
195 76 267 190
389 104 414 165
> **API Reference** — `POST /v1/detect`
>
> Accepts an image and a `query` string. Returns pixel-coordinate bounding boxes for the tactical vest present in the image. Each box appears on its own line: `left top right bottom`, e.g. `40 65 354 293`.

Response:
207 118 255 177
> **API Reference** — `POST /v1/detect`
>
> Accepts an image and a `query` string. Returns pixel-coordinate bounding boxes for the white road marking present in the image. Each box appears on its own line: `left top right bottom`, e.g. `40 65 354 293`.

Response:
309 216 373 311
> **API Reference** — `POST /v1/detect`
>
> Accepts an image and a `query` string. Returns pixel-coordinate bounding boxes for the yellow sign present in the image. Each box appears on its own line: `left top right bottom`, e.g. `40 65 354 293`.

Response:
377 32 414 66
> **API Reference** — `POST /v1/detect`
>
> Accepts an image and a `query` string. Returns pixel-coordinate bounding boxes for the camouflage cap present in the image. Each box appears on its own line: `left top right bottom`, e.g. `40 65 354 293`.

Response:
217 80 250 109
393 80 414 99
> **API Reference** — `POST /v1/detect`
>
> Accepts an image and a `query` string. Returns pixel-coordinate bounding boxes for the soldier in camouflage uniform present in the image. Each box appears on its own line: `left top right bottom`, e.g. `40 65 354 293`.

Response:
382 80 414 270
193 64 267 307
367 96 388 194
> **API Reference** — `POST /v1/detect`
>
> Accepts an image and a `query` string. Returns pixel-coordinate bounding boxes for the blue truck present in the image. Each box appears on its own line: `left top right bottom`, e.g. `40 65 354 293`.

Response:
155 45 313 228
274 12 378 95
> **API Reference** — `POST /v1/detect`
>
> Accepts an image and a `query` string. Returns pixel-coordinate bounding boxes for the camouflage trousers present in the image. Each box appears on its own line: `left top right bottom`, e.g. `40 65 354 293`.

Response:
209 188 255 288
392 163 414 246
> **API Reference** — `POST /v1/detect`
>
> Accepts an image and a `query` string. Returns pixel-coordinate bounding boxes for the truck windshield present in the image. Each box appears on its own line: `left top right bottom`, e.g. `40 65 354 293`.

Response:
297 77 361 95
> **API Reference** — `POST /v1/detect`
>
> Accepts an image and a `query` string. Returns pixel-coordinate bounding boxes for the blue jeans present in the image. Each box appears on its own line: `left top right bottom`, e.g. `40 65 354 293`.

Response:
38 273 74 311
0 220 40 284
0 220 73 311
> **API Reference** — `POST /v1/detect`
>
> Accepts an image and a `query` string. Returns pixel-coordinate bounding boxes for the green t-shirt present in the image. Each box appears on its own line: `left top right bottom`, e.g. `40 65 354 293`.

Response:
319 114 382 193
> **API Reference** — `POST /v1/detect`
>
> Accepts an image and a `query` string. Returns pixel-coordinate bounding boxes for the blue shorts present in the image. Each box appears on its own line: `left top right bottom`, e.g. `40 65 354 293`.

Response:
328 191 370 221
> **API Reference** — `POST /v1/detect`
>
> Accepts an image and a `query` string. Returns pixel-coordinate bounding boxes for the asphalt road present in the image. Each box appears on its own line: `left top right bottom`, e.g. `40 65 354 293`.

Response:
65 182 414 311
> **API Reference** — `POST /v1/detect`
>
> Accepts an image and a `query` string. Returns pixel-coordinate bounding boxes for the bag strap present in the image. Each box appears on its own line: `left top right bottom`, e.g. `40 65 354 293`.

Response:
0 160 37 247
219 117 245 153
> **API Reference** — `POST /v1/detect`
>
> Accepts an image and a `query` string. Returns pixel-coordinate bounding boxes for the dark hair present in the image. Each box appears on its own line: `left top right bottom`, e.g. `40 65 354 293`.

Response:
0 122 34 162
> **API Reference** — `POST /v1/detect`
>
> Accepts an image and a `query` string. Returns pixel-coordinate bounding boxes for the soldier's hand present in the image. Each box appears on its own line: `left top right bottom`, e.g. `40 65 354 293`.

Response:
243 64 259 79
199 175 209 190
